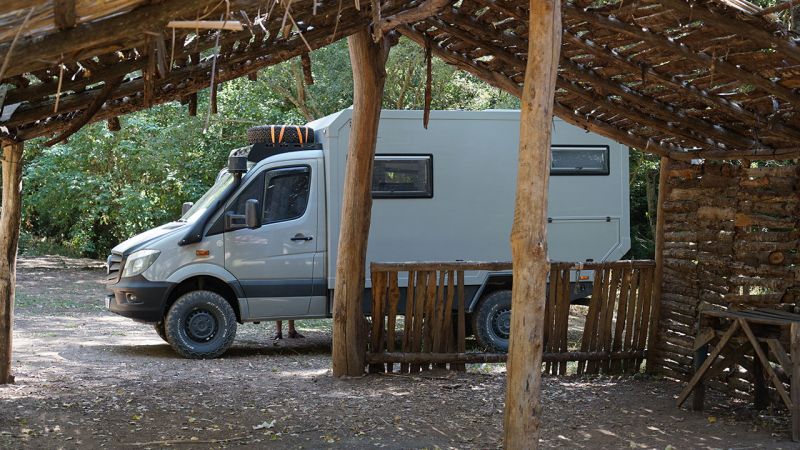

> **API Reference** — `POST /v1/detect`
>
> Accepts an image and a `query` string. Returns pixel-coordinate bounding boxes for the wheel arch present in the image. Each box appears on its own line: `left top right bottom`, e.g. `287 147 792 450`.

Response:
468 272 513 313
164 275 244 323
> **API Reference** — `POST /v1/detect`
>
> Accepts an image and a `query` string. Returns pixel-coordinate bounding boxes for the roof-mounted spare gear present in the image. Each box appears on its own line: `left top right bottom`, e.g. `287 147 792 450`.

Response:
240 125 322 164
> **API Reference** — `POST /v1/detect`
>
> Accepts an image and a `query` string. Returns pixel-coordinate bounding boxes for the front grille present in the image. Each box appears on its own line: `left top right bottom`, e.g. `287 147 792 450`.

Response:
106 252 123 284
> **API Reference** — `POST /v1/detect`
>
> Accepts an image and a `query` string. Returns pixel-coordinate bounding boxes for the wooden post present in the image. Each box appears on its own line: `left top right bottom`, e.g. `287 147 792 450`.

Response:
0 141 23 385
645 156 669 374
692 320 708 411
331 29 391 377
502 0 561 446
791 323 800 442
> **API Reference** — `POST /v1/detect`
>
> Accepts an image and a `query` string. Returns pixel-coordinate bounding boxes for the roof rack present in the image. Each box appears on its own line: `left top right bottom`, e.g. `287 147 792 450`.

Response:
227 142 323 165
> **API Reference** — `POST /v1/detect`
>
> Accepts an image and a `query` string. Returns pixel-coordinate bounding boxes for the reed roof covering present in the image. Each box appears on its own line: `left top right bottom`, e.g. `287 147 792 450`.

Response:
1 0 800 160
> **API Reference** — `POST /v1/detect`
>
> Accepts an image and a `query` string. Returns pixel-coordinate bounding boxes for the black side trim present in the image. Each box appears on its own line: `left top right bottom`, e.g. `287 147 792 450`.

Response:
239 279 327 298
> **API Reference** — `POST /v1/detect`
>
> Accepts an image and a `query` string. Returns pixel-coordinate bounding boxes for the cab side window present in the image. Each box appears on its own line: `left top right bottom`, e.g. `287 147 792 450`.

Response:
263 167 311 223
227 173 264 216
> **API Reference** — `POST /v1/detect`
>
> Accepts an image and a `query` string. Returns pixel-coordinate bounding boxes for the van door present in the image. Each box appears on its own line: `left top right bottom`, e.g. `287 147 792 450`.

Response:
223 163 318 318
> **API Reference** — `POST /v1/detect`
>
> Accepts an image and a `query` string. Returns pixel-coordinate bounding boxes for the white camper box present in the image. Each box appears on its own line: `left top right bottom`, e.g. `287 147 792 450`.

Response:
309 109 630 297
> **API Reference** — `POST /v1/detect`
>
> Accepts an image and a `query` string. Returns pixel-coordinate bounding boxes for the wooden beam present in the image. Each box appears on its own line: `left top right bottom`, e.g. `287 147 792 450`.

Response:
331 29 392 377
53 0 77 30
378 0 451 33
365 349 647 364
556 74 717 152
425 17 524 69
167 20 245 31
187 92 197 117
106 116 121 131
0 1 46 16
562 30 800 143
559 58 763 151
563 4 800 106
469 0 527 22
9 11 368 140
503 0 560 445
300 53 314 85
673 147 800 160
755 0 800 16
658 0 800 65
676 320 741 407
43 76 124 146
0 0 222 80
0 141 23 385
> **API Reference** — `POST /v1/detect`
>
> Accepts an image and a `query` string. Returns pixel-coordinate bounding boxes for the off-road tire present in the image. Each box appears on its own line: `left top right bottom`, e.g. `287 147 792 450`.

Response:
247 125 315 145
153 321 168 343
472 290 512 352
165 290 237 359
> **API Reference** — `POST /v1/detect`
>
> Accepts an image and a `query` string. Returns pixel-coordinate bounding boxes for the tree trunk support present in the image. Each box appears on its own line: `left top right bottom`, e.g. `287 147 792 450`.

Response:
331 29 392 377
502 0 561 446
0 141 23 385
646 156 669 373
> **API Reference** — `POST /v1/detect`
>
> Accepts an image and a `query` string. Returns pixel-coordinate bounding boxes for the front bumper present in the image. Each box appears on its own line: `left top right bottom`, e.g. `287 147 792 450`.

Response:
106 275 174 323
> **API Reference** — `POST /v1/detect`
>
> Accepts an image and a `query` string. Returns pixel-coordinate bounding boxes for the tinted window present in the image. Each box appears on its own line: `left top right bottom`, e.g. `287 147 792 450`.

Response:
227 173 264 216
264 167 311 223
372 155 433 198
551 146 609 175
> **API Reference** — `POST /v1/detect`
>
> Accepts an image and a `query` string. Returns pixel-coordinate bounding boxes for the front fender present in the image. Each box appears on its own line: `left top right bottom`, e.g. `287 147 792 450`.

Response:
163 263 248 319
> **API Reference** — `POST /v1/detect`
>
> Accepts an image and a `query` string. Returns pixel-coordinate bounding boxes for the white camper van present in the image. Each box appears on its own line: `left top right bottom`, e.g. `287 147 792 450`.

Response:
104 109 630 358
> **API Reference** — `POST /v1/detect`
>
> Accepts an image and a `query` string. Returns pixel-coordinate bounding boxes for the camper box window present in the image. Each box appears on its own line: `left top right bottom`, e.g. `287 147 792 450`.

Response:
372 155 433 198
551 145 610 175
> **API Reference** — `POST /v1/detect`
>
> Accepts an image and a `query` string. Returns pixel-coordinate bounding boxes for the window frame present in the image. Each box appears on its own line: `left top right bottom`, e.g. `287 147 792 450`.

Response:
371 154 434 199
550 145 610 176
262 165 312 225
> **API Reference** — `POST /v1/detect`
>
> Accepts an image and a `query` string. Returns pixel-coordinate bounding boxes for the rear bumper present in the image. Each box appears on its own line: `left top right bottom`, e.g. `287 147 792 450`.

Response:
106 276 174 323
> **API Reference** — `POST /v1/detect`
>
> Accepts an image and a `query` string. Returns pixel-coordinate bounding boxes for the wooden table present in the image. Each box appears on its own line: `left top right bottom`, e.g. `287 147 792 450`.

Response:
676 308 800 442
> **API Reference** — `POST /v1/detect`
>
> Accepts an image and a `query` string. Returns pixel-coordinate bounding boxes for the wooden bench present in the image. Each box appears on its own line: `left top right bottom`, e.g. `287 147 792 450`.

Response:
676 308 800 442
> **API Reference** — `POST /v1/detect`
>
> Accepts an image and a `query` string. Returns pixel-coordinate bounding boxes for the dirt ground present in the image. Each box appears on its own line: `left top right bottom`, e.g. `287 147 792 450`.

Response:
0 257 795 449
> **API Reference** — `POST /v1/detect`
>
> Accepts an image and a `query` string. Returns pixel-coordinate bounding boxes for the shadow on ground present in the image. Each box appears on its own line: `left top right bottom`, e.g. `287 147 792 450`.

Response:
0 259 793 449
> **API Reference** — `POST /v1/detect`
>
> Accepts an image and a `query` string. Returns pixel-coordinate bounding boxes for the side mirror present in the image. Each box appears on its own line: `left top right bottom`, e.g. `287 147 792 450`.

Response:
245 199 261 229
181 202 194 216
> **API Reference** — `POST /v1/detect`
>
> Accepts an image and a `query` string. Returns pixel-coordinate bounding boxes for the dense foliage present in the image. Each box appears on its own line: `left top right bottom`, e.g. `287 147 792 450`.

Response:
19 38 519 257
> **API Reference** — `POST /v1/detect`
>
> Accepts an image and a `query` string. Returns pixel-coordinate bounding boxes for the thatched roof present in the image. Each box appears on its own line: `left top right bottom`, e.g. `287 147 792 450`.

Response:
2 0 800 160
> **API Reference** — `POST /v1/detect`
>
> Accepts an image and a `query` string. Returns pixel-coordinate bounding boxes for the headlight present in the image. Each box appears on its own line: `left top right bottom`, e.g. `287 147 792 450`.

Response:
121 249 161 278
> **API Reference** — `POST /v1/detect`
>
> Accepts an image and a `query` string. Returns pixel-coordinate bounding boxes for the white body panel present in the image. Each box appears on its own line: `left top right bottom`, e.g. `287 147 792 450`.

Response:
307 109 630 289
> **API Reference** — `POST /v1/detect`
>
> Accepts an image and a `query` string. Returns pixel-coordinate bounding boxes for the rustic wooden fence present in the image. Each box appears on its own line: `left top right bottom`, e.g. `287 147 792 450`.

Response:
366 260 659 375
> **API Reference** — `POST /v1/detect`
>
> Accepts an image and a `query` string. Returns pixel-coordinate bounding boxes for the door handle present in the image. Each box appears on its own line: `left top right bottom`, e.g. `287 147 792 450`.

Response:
291 234 313 241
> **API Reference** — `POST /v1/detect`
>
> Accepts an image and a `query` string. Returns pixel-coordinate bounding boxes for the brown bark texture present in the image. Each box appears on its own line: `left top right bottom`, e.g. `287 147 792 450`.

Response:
502 0 561 446
645 156 669 373
331 29 390 377
0 142 23 385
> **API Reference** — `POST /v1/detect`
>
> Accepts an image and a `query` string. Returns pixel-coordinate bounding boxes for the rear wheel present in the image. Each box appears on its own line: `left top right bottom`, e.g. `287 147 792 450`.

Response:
165 290 237 359
472 290 512 352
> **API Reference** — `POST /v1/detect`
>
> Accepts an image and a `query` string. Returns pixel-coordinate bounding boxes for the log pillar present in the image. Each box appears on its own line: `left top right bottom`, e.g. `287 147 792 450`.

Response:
331 29 392 377
0 141 23 385
502 0 561 446
646 156 669 374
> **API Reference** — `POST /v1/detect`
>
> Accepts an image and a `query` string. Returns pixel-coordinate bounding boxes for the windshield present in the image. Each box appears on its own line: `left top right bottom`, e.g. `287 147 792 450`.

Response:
180 173 234 224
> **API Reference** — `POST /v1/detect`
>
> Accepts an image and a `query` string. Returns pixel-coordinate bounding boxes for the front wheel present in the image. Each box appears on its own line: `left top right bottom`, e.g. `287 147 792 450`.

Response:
165 290 237 359
153 321 168 342
472 290 512 352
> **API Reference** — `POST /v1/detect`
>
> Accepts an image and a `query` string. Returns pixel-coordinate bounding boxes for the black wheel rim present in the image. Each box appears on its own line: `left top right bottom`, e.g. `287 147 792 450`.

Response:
491 307 511 340
185 309 219 342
